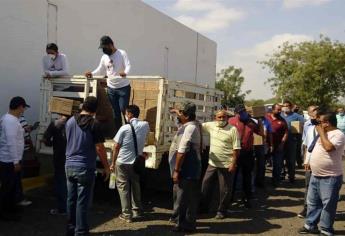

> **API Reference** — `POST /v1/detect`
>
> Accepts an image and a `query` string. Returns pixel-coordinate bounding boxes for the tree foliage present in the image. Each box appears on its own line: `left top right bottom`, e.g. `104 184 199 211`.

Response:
260 36 345 109
216 66 251 107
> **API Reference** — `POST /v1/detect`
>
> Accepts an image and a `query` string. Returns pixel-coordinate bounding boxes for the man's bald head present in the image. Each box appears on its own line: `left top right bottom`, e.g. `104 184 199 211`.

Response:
307 105 319 118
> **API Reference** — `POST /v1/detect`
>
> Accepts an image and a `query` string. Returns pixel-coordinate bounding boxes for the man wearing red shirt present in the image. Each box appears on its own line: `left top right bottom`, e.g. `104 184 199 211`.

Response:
229 104 263 208
266 104 288 187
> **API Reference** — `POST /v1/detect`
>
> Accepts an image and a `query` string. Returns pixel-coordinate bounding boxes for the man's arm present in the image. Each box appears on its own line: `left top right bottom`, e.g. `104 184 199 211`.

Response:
6 121 22 171
110 142 121 171
316 125 335 152
123 50 131 75
49 55 69 77
173 125 195 183
95 143 110 181
42 122 54 146
87 56 105 77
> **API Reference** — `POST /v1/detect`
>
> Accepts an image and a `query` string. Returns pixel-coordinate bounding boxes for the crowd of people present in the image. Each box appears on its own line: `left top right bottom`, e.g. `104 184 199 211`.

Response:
0 35 344 236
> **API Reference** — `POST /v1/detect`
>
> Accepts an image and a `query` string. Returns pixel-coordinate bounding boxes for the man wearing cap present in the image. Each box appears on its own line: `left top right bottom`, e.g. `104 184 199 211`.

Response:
200 110 241 219
169 102 202 232
0 96 30 221
85 36 131 133
229 104 263 208
43 43 69 78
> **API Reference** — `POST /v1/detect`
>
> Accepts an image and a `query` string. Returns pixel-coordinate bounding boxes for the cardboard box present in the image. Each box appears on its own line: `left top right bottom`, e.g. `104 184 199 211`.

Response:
145 90 159 100
145 81 159 90
145 99 157 109
132 99 145 108
131 80 145 90
251 106 266 117
291 121 302 134
132 90 146 100
253 134 264 146
146 132 155 145
49 97 80 116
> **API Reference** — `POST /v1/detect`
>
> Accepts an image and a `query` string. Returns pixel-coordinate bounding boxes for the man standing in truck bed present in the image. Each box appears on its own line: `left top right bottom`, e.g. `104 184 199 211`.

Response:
85 35 131 133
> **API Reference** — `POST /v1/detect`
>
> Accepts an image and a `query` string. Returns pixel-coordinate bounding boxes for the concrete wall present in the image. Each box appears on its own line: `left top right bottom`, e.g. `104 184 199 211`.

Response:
0 0 217 123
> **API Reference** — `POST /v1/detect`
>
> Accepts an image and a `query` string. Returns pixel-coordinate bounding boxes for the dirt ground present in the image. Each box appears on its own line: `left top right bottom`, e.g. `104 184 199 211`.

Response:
0 163 344 236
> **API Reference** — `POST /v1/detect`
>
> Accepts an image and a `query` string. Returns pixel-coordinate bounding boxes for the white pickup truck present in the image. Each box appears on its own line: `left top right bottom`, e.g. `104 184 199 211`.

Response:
36 75 223 173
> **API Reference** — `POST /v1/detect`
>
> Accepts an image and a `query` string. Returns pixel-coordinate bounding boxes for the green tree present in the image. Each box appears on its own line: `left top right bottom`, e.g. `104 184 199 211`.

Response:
260 36 345 109
216 66 251 107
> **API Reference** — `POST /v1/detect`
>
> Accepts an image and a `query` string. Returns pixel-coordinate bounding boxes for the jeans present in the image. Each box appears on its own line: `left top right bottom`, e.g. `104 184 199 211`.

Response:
232 150 254 201
201 165 233 213
272 148 284 184
66 166 95 236
14 170 24 203
284 135 298 181
55 166 67 212
116 163 142 217
254 145 266 186
0 161 16 215
173 179 199 230
107 85 131 132
305 175 343 235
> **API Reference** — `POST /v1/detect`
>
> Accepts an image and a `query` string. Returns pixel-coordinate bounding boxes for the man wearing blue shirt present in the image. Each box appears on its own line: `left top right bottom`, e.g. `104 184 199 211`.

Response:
65 96 110 236
110 105 149 223
281 100 304 183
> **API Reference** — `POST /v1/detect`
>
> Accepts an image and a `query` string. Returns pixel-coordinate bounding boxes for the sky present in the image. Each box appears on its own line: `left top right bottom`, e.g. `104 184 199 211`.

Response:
142 0 345 99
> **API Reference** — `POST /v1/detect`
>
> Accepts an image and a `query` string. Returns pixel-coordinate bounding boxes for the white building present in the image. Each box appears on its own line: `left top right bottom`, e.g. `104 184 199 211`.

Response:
0 0 217 123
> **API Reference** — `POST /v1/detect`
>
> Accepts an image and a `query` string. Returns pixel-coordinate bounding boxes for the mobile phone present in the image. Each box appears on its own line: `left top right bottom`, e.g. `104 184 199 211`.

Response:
32 121 40 130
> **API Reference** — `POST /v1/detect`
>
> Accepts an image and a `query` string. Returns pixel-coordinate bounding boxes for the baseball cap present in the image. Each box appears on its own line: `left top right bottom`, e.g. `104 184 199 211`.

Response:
98 35 114 48
234 104 246 113
181 102 196 116
9 96 30 110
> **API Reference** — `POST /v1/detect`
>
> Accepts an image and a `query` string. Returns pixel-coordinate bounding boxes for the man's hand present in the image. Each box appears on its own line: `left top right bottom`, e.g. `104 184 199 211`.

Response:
44 72 51 79
228 163 237 173
172 170 180 184
109 163 116 172
142 152 149 160
119 72 127 77
14 163 21 172
103 167 111 182
304 164 311 171
85 71 93 78
315 124 325 135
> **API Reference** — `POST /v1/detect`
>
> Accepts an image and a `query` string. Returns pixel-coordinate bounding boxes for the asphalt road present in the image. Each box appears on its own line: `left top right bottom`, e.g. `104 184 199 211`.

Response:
0 164 344 236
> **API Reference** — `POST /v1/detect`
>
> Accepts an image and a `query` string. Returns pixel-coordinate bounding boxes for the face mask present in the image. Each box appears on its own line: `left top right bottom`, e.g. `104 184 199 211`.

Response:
48 54 56 60
216 120 228 127
239 111 249 122
338 112 344 116
102 48 113 55
273 113 280 118
310 119 320 126
282 107 291 113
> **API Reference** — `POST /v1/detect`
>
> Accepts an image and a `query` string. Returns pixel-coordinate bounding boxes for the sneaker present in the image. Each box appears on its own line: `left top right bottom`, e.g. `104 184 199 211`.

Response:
50 209 67 216
169 217 178 224
298 226 320 234
132 211 144 219
297 208 307 218
214 212 225 220
119 213 132 223
17 199 32 207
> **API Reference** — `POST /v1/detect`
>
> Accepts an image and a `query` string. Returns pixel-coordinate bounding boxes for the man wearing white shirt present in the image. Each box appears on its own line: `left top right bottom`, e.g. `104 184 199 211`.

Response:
0 96 29 221
42 43 69 78
298 105 319 218
85 35 131 132
109 105 149 223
